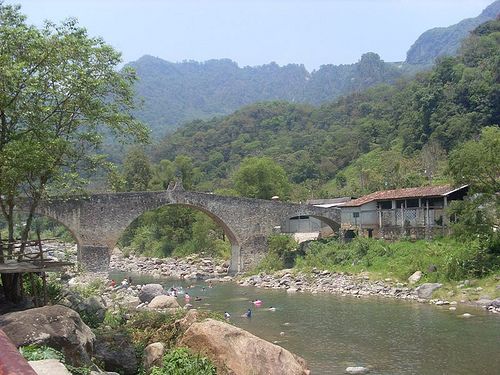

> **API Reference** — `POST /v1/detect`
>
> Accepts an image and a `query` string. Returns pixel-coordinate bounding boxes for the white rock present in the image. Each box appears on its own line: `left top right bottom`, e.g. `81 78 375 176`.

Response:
346 366 370 374
29 359 71 375
408 271 422 284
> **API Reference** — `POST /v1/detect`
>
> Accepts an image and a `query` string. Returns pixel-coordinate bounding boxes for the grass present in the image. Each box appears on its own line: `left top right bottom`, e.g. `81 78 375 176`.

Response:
293 237 499 283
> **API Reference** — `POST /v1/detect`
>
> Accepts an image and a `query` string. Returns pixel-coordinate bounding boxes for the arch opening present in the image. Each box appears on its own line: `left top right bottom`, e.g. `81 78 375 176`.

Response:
280 214 340 243
116 203 239 265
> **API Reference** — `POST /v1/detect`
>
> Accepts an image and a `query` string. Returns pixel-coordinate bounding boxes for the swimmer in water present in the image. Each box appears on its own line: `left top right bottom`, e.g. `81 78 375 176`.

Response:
242 308 252 318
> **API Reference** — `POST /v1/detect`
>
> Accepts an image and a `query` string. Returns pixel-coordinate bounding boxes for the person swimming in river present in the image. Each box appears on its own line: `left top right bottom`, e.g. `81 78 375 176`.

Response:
224 311 231 319
195 296 202 302
242 308 252 318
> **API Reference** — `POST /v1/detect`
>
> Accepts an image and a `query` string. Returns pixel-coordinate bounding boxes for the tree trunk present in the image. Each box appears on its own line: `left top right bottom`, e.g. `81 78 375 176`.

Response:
1 273 23 304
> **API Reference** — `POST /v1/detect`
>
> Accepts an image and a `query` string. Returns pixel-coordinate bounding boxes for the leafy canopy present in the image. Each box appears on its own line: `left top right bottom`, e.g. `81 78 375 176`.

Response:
233 156 291 200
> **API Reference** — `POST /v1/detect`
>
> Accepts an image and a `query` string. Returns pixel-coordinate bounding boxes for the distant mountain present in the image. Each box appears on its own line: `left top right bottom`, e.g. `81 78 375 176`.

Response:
406 0 500 65
128 53 405 136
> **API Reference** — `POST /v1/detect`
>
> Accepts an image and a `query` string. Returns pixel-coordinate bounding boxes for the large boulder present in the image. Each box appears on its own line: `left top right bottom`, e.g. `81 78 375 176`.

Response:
148 295 181 309
0 305 94 366
180 319 310 375
138 284 165 303
93 333 138 375
416 283 442 299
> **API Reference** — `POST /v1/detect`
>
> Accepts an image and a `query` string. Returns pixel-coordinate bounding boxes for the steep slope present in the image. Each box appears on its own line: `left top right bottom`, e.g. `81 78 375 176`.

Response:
153 19 500 198
129 53 403 136
406 0 500 65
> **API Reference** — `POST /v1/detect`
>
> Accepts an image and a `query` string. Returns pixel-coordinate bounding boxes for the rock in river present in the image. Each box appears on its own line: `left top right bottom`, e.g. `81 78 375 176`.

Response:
415 283 442 299
148 295 180 309
138 283 164 303
346 366 370 374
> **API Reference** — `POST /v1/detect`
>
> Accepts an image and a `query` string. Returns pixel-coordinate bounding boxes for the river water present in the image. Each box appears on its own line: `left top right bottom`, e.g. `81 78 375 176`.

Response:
110 272 500 375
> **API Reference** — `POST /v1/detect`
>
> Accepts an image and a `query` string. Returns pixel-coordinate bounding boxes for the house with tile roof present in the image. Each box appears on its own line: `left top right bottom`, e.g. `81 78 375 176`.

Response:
339 185 469 240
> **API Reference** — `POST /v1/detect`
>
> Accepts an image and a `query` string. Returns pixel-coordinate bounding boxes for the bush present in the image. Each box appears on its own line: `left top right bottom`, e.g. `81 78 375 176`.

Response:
150 347 216 375
19 345 64 361
255 234 298 272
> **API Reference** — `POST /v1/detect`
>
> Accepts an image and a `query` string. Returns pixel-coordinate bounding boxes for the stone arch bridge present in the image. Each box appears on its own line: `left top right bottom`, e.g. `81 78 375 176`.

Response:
24 185 340 273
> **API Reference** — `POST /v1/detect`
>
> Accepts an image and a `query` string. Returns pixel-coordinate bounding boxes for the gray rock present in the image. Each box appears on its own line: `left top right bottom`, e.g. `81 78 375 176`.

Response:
475 298 493 307
0 305 94 366
143 342 165 371
138 284 164 303
416 283 442 299
94 333 138 375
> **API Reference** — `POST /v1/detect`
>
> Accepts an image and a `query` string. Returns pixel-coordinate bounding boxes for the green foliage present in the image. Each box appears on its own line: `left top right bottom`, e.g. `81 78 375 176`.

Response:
131 52 405 137
0 3 146 304
19 345 92 375
233 157 291 200
127 310 185 348
448 126 500 195
295 237 500 282
123 147 153 191
150 347 216 375
19 345 65 361
71 279 106 298
256 234 298 272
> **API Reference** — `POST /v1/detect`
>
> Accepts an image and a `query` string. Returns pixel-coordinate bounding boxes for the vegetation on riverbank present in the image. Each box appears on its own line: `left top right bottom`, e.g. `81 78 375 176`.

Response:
254 234 500 299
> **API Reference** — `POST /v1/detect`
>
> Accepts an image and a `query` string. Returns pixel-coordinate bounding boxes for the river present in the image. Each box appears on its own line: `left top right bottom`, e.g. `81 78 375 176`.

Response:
110 272 500 375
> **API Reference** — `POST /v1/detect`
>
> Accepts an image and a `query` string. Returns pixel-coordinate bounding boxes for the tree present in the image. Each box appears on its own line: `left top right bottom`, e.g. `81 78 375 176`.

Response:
0 4 147 302
233 157 290 200
123 147 152 191
448 126 500 195
448 126 499 241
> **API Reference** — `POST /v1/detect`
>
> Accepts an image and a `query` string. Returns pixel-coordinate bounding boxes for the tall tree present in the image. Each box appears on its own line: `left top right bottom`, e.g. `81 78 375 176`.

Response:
233 157 291 200
123 147 153 191
0 4 147 302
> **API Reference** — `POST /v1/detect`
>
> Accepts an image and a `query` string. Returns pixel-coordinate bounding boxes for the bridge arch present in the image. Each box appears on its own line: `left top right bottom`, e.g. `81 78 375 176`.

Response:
114 202 241 270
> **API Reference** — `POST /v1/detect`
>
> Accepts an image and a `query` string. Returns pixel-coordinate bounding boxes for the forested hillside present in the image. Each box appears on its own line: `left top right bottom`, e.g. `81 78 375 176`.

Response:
152 19 499 199
129 52 407 136
406 0 499 65
115 19 499 259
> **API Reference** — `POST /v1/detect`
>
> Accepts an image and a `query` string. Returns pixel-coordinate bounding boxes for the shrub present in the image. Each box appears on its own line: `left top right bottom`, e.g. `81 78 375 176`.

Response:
19 345 64 361
150 347 216 375
255 234 299 272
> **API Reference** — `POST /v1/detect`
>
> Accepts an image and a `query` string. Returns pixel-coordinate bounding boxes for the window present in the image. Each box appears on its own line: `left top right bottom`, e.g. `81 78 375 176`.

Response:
378 201 392 209
353 212 360 218
406 199 419 208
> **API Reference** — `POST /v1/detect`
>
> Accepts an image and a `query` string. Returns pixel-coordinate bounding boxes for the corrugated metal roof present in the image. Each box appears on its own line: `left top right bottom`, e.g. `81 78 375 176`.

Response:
340 185 468 207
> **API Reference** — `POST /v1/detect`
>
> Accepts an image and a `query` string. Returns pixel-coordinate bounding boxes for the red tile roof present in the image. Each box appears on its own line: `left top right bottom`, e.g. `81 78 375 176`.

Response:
341 185 468 207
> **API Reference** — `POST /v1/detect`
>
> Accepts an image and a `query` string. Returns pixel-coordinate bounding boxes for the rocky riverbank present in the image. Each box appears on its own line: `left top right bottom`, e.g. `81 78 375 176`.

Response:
42 243 500 314
109 250 233 282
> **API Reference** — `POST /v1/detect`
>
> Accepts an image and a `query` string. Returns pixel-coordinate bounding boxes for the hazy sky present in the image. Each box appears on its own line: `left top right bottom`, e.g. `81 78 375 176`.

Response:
5 0 493 70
